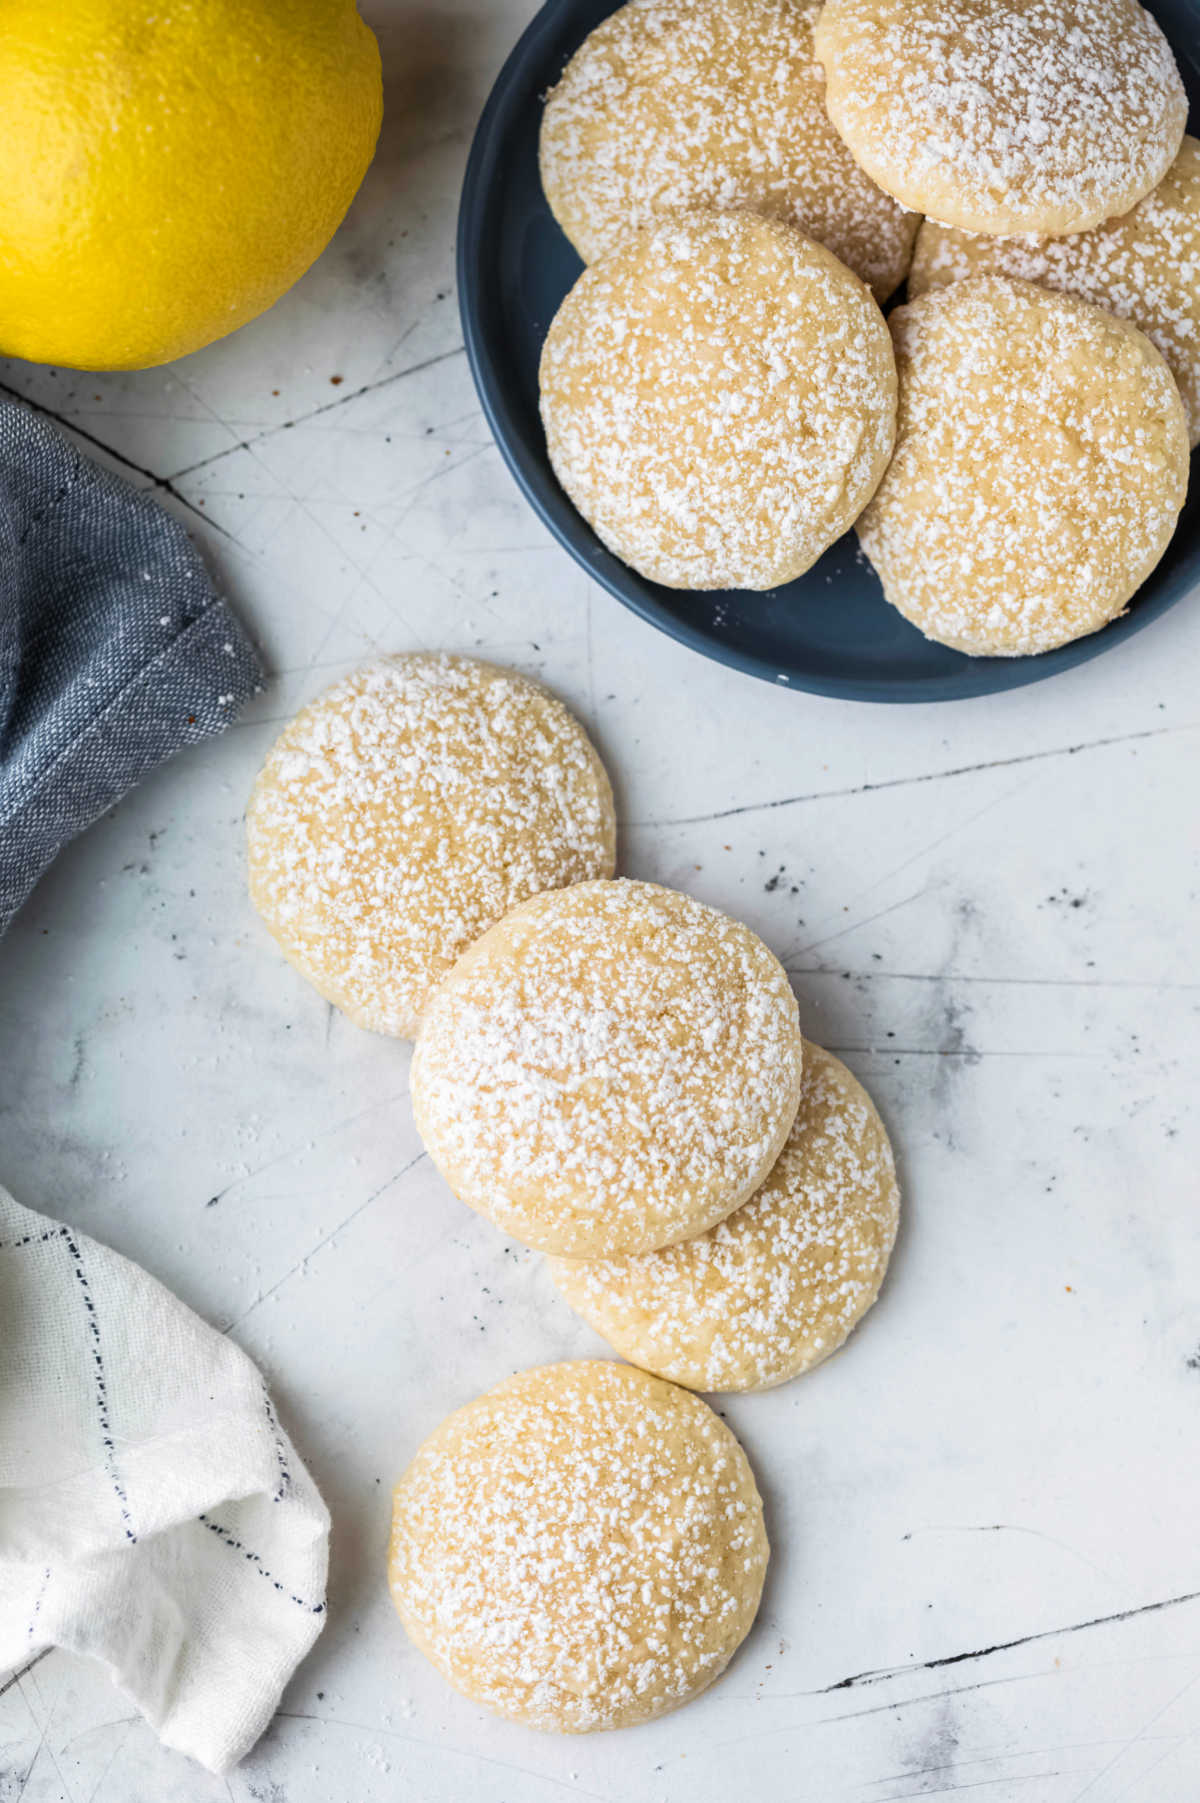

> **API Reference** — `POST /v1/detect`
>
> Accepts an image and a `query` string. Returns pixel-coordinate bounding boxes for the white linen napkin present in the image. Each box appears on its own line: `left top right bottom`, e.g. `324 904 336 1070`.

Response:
0 1185 330 1773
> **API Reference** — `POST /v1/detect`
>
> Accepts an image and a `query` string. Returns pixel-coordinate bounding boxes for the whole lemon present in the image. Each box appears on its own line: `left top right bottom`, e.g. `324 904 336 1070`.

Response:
0 0 382 370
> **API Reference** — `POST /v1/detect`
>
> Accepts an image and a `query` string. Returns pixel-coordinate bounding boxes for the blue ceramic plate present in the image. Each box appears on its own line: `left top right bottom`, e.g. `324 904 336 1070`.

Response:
458 0 1200 701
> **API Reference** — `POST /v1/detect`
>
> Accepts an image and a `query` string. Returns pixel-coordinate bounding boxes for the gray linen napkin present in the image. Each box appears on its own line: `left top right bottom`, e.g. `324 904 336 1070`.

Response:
0 399 261 933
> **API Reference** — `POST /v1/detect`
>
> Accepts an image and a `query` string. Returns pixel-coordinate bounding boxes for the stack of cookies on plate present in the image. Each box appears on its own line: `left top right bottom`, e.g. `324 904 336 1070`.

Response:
246 650 900 1730
536 0 1197 656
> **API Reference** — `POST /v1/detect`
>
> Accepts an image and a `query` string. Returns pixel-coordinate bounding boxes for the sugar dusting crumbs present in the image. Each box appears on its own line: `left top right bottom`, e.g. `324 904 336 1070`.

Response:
857 276 1189 657
389 1361 768 1732
539 210 896 592
246 655 615 1039
539 0 918 299
551 1045 899 1391
815 0 1187 232
913 136 1200 445
412 879 804 1256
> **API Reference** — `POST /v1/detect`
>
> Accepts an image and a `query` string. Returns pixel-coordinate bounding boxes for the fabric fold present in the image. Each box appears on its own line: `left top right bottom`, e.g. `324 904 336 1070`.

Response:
0 397 262 934
0 1186 329 1773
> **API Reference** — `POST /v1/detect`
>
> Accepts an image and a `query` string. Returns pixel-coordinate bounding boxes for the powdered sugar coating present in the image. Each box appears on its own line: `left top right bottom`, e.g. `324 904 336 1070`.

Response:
388 1360 768 1732
538 210 897 591
910 136 1200 448
411 879 805 1256
857 277 1190 657
813 0 1186 236
246 655 615 1038
549 1044 898 1393
539 0 919 302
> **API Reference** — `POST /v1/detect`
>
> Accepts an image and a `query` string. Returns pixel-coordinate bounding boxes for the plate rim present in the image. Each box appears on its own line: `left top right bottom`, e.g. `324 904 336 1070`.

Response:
456 0 1199 704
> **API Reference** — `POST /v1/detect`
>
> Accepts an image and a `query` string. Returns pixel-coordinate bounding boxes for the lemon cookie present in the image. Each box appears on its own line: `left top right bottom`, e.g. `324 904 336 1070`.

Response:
389 1361 768 1731
246 655 615 1038
813 0 1186 236
549 1044 898 1392
909 137 1200 448
539 210 896 591
411 879 804 1256
857 278 1189 657
539 0 918 302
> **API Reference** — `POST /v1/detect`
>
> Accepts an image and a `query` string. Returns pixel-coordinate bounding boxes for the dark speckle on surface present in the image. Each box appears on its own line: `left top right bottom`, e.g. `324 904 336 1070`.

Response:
1044 886 1091 910
764 862 802 895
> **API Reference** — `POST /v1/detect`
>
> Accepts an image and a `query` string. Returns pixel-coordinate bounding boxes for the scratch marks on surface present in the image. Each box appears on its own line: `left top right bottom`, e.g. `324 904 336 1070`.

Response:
901 1523 1118 1585
820 1586 1200 1694
867 1772 1066 1800
860 1733 1176 1791
1063 1668 1200 1802
167 344 467 482
10 1661 69 1803
626 720 1200 831
274 1710 610 1798
0 341 471 559
823 1046 1107 1060
80 1715 137 1803
223 1149 427 1332
789 967 1200 993
806 775 1033 942
784 884 942 963
0 379 235 540
0 1654 47 1705
203 1086 411 1210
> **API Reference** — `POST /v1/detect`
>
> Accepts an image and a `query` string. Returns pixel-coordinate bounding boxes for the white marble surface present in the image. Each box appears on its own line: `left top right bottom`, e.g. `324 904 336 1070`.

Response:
2 3 1200 1798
